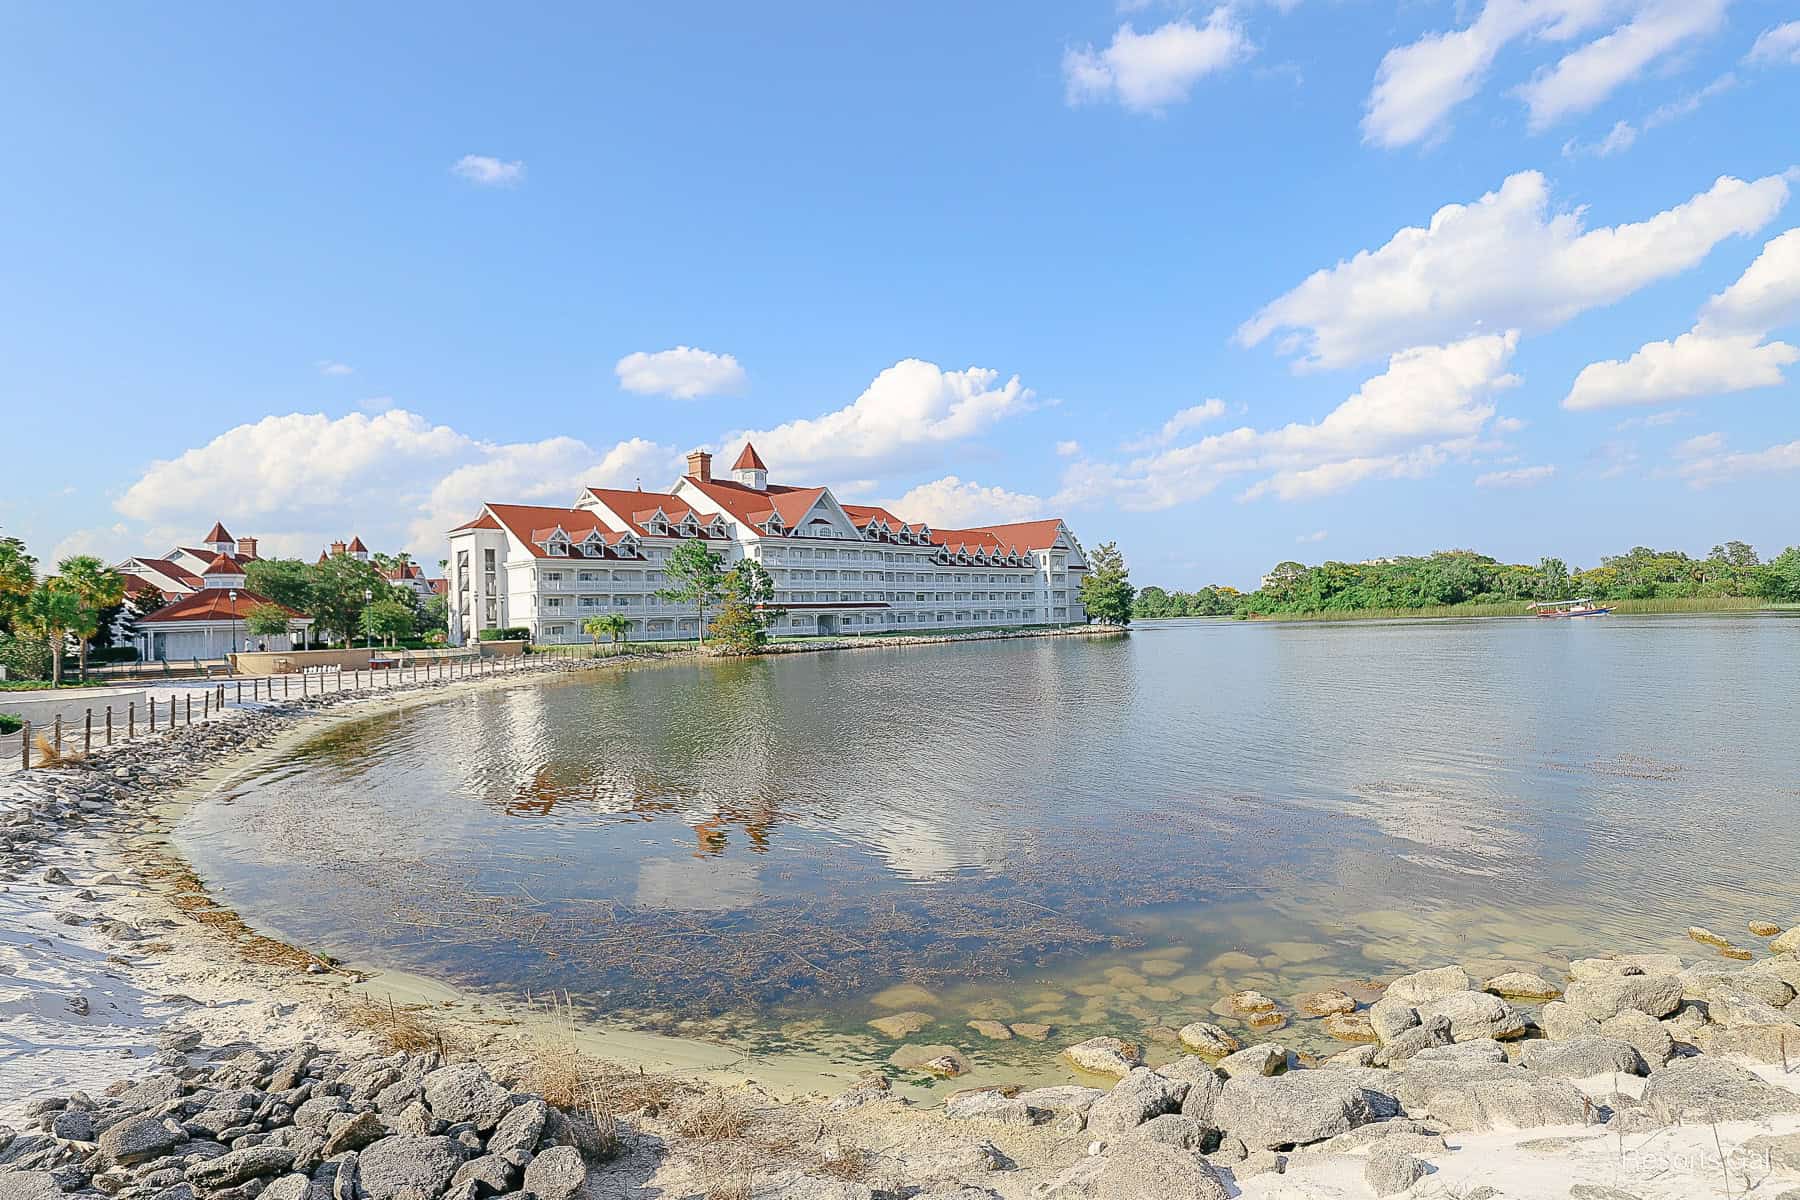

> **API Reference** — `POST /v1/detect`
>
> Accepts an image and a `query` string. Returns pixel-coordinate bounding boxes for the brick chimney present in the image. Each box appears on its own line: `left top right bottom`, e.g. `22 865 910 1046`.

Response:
685 449 713 482
330 540 347 556
235 536 258 559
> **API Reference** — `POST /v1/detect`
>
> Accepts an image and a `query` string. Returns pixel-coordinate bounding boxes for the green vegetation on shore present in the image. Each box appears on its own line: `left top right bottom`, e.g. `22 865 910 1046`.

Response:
1137 541 1800 622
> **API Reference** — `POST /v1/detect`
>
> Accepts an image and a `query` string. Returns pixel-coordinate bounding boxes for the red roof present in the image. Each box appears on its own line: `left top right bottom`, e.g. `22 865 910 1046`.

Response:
121 573 167 599
451 513 503 532
202 552 246 575
347 536 368 552
581 488 727 538
133 557 203 588
683 477 824 530
965 520 1066 552
731 442 767 471
203 521 233 544
483 503 624 558
137 588 305 625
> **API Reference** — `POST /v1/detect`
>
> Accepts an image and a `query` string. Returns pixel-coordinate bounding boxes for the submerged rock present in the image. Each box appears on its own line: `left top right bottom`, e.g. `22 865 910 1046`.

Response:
1217 1043 1287 1078
1484 971 1561 1000
869 1011 933 1039
1177 1022 1241 1058
889 1044 971 1078
1061 1037 1142 1078
965 1020 1012 1041
1294 989 1356 1016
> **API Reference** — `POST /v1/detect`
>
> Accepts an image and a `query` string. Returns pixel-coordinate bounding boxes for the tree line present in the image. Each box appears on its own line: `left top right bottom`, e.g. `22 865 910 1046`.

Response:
1136 541 1800 620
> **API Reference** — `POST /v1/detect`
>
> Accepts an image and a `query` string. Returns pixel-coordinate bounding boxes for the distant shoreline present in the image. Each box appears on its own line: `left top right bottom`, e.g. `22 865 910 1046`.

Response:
1138 597 1799 625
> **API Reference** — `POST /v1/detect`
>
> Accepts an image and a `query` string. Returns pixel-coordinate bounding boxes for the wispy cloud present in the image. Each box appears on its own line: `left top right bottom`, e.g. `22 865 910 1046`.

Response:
315 360 354 377
1746 20 1800 66
1064 10 1253 113
1475 464 1557 488
614 346 747 400
451 154 526 187
1296 528 1328 543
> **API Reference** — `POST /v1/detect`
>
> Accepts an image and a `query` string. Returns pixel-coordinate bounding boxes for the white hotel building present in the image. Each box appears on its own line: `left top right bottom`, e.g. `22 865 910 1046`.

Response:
445 444 1090 644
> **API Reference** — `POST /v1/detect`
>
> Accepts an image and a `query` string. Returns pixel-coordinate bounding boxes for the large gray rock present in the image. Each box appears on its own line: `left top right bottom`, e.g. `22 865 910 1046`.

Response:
259 1175 314 1200
1042 1142 1228 1200
1563 974 1682 1021
1086 1068 1187 1135
449 1154 519 1198
1364 1146 1429 1196
1537 1001 1600 1041
356 1135 465 1200
1518 1037 1647 1079
521 1145 587 1200
0 1173 63 1200
944 1091 1035 1126
97 1113 182 1166
420 1066 510 1131
1213 1072 1384 1149
293 1096 350 1135
1127 1114 1208 1150
1640 1056 1800 1124
1372 1016 1454 1067
1014 1086 1105 1117
484 1098 548 1158
187 1146 297 1189
1217 1043 1287 1077
1414 991 1525 1042
321 1111 388 1157
1385 966 1472 1004
1597 1011 1674 1066
1367 997 1421 1044
1395 1065 1596 1133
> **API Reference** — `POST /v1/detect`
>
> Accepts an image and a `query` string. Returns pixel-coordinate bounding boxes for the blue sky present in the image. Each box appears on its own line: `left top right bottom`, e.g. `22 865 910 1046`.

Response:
4 1 1797 589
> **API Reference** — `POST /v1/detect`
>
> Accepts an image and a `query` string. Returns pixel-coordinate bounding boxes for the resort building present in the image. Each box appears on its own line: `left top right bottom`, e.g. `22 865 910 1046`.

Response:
117 521 261 601
317 535 446 601
127 553 312 662
444 444 1089 644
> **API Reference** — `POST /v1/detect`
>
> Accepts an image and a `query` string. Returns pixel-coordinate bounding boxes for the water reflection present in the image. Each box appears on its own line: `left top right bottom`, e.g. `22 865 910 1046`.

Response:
179 617 1800 1032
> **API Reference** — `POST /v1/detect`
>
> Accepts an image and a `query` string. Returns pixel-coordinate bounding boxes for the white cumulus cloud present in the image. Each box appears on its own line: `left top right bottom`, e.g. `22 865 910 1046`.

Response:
886 476 1048 529
1057 332 1520 509
1125 398 1229 450
1677 437 1800 487
1238 169 1791 370
1516 0 1728 131
1565 227 1800 408
451 155 525 186
1747 21 1800 65
1063 11 1252 113
615 346 748 399
111 408 677 561
722 359 1036 480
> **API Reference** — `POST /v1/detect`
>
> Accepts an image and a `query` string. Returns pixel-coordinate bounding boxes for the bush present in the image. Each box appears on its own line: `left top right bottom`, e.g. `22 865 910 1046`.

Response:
0 633 52 683
0 714 20 734
477 627 530 642
86 646 141 663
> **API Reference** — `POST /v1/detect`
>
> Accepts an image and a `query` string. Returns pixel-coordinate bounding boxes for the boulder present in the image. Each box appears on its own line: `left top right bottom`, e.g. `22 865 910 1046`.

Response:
944 1091 1035 1126
320 1111 387 1157
1518 1037 1647 1079
1324 1012 1379 1043
1385 966 1472 1004
1217 1043 1287 1078
868 1011 932 1039
421 1065 510 1131
1086 1068 1187 1135
1410 1039 1507 1066
1176 1023 1240 1058
1705 987 1798 1030
1395 1065 1596 1132
449 1155 519 1197
1364 1146 1429 1197
1367 997 1421 1044
1569 958 1642 981
1641 1056 1800 1123
1226 990 1277 1014
1295 990 1356 1016
1127 1113 1207 1150
1484 972 1561 1000
1014 1086 1105 1118
1152 1063 1224 1124
1062 1038 1142 1078
355 1135 465 1200
485 1098 548 1158
1051 1141 1229 1200
187 1146 297 1189
1538 1000 1600 1041
521 1145 586 1200
1372 1016 1454 1067
966 1020 1012 1041
97 1114 182 1166
1563 974 1682 1021
258 1176 313 1200
889 1044 971 1077
1413 991 1525 1042
1769 925 1800 956
0 1173 63 1200
1213 1072 1385 1150
1598 1010 1674 1065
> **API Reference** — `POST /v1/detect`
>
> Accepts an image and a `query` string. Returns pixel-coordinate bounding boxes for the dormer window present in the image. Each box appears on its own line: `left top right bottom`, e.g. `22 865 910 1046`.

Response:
546 539 568 556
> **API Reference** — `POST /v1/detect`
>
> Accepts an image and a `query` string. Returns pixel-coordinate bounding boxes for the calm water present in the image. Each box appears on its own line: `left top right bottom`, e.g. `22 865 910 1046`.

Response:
178 616 1800 1068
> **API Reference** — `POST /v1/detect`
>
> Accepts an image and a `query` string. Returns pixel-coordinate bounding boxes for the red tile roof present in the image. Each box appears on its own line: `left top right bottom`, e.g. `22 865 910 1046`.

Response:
451 513 503 531
347 536 368 552
683 477 824 530
483 504 625 558
581 488 727 538
203 521 233 544
963 519 1067 552
133 557 203 588
731 442 767 471
137 588 305 625
121 573 167 599
202 552 246 575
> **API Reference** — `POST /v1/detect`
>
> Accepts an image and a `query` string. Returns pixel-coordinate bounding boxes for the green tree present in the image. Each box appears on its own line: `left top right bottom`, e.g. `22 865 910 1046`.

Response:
1532 557 1571 602
584 612 630 649
244 558 315 612
309 554 388 644
358 598 415 647
0 536 37 635
1758 547 1800 602
245 603 294 644
20 582 82 686
1079 541 1135 626
56 555 126 681
656 541 728 645
705 561 781 652
423 591 449 639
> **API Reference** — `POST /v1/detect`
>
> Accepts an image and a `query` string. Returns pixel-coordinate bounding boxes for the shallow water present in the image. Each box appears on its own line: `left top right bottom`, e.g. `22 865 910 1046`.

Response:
177 615 1800 1079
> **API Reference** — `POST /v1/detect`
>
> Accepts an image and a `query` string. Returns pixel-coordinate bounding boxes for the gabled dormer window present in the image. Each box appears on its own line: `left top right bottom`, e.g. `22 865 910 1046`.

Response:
546 539 568 556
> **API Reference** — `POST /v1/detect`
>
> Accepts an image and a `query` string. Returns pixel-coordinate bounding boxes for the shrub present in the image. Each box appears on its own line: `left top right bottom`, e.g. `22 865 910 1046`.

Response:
0 714 21 734
0 633 52 682
477 627 529 642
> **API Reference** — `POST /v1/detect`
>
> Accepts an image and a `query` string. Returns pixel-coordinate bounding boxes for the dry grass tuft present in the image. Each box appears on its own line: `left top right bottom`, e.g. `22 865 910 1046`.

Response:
672 1092 754 1142
141 857 335 971
340 994 454 1056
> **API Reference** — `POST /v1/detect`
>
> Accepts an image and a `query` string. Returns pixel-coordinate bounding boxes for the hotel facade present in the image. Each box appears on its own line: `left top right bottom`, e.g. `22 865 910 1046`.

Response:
444 444 1090 644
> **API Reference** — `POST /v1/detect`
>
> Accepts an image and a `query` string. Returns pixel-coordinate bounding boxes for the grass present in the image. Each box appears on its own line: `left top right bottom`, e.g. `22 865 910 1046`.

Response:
0 679 117 691
1236 595 1776 623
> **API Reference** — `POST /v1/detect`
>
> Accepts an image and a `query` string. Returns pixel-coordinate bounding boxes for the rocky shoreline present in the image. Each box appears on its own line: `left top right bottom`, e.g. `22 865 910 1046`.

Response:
3 656 1800 1199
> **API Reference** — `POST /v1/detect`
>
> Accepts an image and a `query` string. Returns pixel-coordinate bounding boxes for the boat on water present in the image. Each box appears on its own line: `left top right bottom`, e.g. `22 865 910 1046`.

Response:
1529 598 1614 618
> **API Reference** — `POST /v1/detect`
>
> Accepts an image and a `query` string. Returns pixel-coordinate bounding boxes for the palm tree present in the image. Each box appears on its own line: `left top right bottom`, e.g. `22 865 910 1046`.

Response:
0 536 35 634
56 555 126 681
584 613 630 652
21 582 82 687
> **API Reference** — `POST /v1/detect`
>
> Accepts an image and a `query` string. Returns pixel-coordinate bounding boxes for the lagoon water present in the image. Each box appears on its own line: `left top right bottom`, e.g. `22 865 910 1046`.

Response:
178 615 1800 1069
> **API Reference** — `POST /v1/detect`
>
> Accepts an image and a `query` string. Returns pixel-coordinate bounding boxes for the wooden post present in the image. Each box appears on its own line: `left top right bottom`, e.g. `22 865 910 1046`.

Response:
285 674 290 698
53 714 61 755
84 710 92 756
128 702 134 739
185 694 192 725
20 723 28 771
106 706 113 745
150 700 156 732
203 691 210 719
